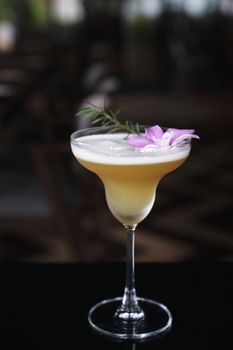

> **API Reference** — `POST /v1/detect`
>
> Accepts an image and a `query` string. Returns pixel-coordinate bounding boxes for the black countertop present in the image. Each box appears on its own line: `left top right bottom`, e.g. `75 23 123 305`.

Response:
0 262 232 349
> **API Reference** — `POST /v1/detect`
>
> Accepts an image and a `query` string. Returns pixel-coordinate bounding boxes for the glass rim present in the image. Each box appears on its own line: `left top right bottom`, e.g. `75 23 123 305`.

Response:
70 126 192 147
70 125 151 146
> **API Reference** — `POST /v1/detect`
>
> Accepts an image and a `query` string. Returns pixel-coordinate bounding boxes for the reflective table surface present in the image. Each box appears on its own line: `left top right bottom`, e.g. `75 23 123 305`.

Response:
0 262 232 349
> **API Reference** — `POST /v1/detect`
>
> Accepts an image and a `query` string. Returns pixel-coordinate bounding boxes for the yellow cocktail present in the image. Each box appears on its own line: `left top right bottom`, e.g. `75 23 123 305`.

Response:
71 133 190 225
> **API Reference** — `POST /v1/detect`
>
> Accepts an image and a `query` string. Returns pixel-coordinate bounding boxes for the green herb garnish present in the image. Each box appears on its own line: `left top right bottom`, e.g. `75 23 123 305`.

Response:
76 104 140 134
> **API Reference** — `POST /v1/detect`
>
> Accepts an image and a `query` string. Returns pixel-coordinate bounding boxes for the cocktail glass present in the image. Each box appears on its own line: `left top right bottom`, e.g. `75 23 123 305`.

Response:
70 126 191 340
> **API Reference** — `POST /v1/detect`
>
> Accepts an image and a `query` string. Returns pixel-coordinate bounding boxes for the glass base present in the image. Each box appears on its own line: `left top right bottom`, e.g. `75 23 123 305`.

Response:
88 297 172 340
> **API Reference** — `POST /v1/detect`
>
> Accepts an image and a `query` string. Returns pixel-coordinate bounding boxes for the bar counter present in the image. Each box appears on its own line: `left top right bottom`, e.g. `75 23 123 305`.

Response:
0 262 232 349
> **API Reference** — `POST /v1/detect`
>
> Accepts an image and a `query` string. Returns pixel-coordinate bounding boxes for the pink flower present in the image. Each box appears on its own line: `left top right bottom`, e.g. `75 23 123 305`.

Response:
127 125 199 149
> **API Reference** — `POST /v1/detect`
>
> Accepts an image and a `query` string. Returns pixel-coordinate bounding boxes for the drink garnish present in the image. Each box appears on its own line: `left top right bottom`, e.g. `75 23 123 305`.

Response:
127 125 199 149
76 104 141 134
76 105 199 148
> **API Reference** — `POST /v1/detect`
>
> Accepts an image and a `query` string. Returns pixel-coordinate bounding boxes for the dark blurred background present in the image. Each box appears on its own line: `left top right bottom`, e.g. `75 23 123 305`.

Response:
0 0 232 262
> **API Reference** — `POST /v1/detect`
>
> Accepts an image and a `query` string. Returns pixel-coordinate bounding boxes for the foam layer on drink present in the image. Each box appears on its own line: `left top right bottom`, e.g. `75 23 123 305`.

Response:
71 133 191 165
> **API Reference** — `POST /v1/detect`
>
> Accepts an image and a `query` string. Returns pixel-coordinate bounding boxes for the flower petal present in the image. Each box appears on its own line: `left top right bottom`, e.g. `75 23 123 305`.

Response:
167 128 196 134
145 125 163 141
171 133 200 146
127 136 154 148
167 128 198 145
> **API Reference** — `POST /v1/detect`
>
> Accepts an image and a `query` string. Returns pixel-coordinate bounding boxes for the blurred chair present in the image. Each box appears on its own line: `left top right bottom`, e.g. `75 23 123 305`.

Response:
30 139 111 261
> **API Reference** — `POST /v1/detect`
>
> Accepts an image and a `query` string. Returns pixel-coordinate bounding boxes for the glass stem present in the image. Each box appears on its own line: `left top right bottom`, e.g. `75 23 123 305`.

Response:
115 224 144 322
123 224 137 306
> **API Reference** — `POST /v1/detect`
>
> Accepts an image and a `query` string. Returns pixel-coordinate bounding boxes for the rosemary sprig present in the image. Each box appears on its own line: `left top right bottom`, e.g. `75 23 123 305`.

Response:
76 104 141 135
